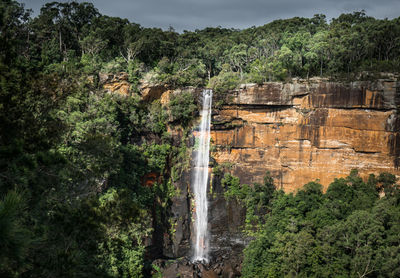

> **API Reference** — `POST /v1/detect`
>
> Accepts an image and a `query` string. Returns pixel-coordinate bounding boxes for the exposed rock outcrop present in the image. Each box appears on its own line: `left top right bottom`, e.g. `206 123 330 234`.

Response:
140 83 167 102
153 257 240 278
100 72 131 95
211 77 400 191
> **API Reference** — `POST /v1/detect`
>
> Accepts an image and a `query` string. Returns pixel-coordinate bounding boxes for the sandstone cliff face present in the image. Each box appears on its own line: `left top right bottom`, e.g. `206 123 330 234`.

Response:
100 72 131 95
211 77 400 191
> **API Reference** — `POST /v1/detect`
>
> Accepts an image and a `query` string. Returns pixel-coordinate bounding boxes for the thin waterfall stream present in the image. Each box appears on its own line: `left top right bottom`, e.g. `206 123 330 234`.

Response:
192 89 212 262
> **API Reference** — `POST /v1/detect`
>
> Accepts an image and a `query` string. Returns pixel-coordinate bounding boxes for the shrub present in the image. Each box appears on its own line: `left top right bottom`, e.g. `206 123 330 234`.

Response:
168 91 197 127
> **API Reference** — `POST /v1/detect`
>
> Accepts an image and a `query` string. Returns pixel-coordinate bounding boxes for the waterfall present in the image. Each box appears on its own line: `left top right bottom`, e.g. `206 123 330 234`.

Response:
192 89 212 262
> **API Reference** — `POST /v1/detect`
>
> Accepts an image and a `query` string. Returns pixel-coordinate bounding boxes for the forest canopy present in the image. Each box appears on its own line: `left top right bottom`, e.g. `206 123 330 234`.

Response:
1 1 399 90
222 171 400 277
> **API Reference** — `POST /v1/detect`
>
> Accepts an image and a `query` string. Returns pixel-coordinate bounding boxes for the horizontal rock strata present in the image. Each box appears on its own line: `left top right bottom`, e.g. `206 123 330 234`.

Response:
211 78 400 191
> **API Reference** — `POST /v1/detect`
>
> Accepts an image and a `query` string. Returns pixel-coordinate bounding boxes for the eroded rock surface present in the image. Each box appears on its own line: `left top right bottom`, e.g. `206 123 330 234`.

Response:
100 72 131 96
211 78 400 191
154 257 241 278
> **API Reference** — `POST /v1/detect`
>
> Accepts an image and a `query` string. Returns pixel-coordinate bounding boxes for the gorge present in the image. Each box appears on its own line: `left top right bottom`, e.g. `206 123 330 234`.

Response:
2 1 400 277
135 74 400 276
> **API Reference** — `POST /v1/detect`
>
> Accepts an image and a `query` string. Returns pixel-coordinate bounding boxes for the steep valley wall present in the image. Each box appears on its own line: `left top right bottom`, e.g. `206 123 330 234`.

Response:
104 74 400 274
149 77 400 271
211 77 400 192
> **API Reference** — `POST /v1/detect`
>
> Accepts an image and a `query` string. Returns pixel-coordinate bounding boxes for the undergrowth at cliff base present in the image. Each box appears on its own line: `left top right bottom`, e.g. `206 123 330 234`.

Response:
222 170 400 277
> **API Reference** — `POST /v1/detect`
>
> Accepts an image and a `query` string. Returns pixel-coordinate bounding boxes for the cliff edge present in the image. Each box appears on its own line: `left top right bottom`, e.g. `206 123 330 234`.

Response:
211 76 400 191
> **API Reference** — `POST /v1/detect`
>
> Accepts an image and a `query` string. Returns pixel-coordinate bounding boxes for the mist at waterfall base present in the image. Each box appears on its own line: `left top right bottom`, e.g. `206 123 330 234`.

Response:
192 89 213 263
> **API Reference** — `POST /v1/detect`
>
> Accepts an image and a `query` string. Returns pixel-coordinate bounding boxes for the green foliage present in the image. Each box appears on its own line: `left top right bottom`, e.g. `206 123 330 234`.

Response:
168 91 197 127
378 172 399 196
222 173 243 200
101 57 127 74
144 100 168 134
247 57 273 84
242 171 400 278
143 143 171 173
150 57 207 87
3 0 399 90
0 5 178 272
127 60 145 90
96 188 152 278
223 172 276 233
151 264 163 278
170 134 190 182
208 64 241 94
0 191 30 277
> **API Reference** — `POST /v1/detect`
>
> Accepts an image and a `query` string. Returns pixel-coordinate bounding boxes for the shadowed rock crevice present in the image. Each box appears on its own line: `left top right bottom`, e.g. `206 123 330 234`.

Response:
388 133 400 169
299 109 329 148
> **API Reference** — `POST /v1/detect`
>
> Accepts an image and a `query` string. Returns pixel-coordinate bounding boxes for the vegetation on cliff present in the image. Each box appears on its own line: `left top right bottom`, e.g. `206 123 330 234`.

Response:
0 73 181 276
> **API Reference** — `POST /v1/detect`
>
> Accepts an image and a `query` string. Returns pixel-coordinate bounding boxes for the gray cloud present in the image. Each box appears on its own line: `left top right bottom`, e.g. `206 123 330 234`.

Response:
22 0 400 32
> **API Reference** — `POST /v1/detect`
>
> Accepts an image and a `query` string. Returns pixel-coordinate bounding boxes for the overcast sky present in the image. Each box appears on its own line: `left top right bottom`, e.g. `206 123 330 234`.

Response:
22 0 400 32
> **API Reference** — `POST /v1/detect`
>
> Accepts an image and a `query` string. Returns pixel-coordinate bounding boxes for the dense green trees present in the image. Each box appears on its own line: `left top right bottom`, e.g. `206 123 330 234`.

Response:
238 171 400 277
168 91 197 127
0 191 31 277
3 1 399 91
0 74 176 276
0 2 180 276
223 172 276 233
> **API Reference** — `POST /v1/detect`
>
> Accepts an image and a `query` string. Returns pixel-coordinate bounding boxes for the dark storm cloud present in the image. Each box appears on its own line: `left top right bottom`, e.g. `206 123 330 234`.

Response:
22 0 400 32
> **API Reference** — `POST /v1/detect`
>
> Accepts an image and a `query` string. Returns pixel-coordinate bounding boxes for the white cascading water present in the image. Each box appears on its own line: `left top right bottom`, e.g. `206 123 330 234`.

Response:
192 89 212 262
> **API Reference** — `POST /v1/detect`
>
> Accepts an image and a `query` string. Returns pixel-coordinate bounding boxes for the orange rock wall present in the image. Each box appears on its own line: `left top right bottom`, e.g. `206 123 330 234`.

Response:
100 72 131 96
211 79 400 192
